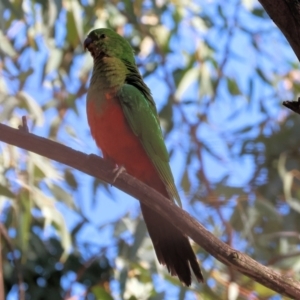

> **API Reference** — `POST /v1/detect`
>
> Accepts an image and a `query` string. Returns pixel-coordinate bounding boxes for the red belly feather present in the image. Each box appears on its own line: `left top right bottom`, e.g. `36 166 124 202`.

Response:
86 96 167 194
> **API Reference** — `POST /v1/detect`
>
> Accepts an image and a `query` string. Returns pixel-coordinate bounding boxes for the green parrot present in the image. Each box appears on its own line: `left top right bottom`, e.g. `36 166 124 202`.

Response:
84 28 203 286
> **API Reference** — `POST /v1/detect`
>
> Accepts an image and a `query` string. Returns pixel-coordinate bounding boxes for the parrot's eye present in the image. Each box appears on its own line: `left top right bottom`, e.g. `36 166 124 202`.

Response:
100 33 106 39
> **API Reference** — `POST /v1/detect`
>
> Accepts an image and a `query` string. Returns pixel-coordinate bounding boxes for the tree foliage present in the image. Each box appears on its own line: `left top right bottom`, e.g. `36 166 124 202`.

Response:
0 0 298 299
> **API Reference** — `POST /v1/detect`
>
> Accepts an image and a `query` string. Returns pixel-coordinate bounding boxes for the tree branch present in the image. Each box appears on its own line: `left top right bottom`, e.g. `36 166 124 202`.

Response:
259 0 300 114
258 0 300 62
283 98 300 115
0 122 299 298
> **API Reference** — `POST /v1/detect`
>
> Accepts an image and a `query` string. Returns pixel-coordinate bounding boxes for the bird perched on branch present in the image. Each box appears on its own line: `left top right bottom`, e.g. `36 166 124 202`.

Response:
84 28 203 286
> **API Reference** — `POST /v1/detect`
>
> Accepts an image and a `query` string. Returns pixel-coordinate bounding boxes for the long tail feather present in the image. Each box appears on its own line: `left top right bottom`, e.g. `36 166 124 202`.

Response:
140 204 203 286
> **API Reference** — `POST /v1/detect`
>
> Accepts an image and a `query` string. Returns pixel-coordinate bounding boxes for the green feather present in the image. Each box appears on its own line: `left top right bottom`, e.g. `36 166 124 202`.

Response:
118 84 182 207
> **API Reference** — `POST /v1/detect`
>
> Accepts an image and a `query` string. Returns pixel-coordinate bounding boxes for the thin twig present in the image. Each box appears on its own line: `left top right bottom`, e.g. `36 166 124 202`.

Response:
18 116 29 133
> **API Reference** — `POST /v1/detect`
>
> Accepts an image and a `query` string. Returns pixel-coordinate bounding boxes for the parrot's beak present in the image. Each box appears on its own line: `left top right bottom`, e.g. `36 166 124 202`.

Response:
84 37 93 51
84 36 97 58
84 36 104 59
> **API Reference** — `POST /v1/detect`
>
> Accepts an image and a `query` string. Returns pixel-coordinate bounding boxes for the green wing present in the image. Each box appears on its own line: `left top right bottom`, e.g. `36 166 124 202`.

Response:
118 84 182 207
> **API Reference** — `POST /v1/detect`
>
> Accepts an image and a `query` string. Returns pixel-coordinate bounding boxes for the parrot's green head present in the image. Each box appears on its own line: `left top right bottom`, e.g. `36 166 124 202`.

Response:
84 28 135 65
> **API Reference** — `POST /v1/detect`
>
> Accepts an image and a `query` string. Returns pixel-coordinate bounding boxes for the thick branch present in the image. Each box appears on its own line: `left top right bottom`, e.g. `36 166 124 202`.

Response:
259 0 300 114
259 0 300 62
0 122 299 297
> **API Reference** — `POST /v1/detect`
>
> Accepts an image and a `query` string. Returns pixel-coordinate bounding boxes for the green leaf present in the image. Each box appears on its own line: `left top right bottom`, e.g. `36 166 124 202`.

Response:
0 184 15 198
159 97 173 133
251 8 267 18
199 63 213 97
180 170 191 194
129 218 147 260
18 190 32 259
45 48 63 74
0 96 19 122
226 77 241 96
64 169 78 190
91 286 114 300
256 67 271 84
0 30 17 58
17 91 44 126
66 0 83 48
48 115 61 138
29 153 60 181
49 183 75 209
150 25 170 53
175 67 200 100
32 188 72 261
149 292 166 300
253 281 277 297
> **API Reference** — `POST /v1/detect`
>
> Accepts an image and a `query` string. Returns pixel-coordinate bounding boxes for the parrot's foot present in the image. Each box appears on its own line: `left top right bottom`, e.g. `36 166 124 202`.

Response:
112 165 126 184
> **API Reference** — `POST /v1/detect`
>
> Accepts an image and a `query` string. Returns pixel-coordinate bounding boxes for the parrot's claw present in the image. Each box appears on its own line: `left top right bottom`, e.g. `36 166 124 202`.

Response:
112 165 126 184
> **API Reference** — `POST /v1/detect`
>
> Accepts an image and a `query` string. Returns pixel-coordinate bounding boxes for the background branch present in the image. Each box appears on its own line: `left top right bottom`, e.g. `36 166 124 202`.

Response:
0 122 299 298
